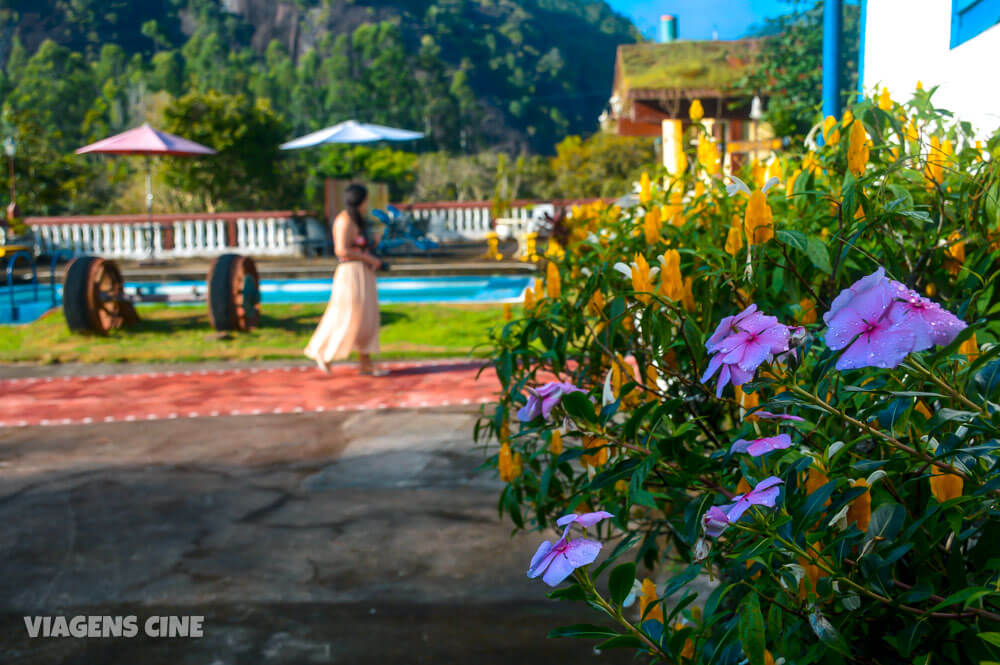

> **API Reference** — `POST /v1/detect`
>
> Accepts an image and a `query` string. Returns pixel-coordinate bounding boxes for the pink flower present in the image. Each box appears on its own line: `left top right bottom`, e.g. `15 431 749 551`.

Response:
701 476 784 538
556 511 614 528
731 434 792 457
824 269 916 370
753 411 805 422
527 511 612 586
886 280 966 351
517 381 584 422
702 305 791 397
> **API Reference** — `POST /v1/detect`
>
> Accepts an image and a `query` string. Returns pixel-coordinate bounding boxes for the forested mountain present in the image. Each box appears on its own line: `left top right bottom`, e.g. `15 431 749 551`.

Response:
0 0 639 154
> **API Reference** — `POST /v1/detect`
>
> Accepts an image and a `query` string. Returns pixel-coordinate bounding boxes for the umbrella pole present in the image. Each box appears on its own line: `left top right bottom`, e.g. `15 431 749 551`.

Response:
145 154 155 261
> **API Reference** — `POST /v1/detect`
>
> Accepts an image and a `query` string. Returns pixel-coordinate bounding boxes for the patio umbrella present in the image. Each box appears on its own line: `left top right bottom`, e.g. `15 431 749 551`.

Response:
279 120 423 150
76 123 216 258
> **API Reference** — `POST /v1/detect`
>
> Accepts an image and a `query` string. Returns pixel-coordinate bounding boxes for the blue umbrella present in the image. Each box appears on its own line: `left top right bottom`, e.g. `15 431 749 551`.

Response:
280 120 423 150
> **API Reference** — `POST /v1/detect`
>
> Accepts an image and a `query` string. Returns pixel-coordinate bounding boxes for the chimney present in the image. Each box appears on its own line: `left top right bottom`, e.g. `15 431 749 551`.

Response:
659 14 678 43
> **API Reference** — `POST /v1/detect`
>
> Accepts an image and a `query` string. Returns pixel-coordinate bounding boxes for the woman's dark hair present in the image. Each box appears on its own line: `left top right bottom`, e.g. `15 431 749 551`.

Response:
344 183 369 245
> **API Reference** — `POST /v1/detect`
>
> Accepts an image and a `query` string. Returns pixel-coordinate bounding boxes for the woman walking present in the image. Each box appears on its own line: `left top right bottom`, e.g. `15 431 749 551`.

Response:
305 184 386 375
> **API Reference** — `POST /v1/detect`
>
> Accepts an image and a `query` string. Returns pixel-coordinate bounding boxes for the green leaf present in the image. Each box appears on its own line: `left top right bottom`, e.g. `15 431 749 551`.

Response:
590 458 641 491
596 635 645 651
805 236 832 273
864 502 905 548
977 632 1000 648
777 228 808 251
739 592 766 665
929 586 993 612
548 624 619 640
609 562 637 607
561 391 596 423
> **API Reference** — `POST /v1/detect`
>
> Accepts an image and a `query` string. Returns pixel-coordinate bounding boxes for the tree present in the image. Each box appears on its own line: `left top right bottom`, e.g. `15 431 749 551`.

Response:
160 90 295 211
548 133 657 198
737 0 862 140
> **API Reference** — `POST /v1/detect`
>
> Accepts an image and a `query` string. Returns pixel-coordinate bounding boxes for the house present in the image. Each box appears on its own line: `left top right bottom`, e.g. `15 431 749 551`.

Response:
604 22 773 170
862 0 1000 134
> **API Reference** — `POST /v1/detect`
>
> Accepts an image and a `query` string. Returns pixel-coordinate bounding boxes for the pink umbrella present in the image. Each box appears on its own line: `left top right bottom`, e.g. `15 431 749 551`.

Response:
76 123 216 258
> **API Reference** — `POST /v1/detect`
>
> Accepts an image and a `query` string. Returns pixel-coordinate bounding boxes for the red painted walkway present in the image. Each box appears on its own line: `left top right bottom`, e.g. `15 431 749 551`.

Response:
0 360 500 428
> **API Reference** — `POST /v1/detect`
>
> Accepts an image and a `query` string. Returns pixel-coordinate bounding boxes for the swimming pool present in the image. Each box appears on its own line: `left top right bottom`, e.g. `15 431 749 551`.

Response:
0 275 533 324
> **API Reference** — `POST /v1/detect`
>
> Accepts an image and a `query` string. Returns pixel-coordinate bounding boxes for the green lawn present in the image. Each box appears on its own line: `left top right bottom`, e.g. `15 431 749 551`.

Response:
0 303 506 364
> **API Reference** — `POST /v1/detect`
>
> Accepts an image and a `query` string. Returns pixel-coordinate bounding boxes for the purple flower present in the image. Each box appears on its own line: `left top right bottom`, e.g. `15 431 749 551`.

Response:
702 506 730 538
556 511 614 528
754 411 805 422
702 305 791 397
701 476 784 538
517 381 584 422
886 280 967 351
527 511 611 586
824 269 916 370
731 434 792 457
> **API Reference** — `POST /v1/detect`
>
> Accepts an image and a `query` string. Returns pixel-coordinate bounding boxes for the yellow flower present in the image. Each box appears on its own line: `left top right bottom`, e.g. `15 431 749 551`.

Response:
799 297 817 324
581 435 609 467
736 476 752 495
786 168 802 196
930 468 963 503
724 216 743 256
658 249 684 300
729 175 776 245
846 479 871 532
798 541 828 600
644 364 659 403
503 302 512 321
663 190 685 227
499 416 510 443
614 479 629 492
534 277 545 302
610 355 642 408
498 442 522 482
523 284 535 310
639 171 652 204
549 430 563 456
916 79 924 91
689 98 704 122
734 385 759 419
847 119 870 177
805 467 831 505
945 230 965 276
639 578 663 622
673 620 695 659
878 86 892 110
644 206 662 245
925 135 946 186
619 253 655 304
766 158 783 182
764 650 776 665
681 276 696 312
959 332 979 361
697 134 720 175
925 282 938 297
905 117 920 143
587 290 605 318
546 261 561 299
822 115 840 145
751 159 766 188
545 238 564 260
841 109 854 126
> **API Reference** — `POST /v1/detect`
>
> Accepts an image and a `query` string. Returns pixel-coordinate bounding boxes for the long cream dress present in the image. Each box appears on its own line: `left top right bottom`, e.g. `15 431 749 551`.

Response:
304 222 380 363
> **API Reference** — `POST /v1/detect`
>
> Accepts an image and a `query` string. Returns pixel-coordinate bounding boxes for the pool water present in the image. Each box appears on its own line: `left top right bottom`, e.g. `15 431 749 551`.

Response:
0 275 533 324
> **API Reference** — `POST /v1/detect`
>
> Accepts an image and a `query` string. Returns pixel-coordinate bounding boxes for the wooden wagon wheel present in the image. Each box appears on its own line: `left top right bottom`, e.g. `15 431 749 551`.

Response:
207 253 260 332
63 256 136 334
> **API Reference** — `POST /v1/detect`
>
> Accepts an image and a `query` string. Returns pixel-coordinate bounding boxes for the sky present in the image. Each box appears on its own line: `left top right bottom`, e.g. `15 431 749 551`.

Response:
605 0 794 40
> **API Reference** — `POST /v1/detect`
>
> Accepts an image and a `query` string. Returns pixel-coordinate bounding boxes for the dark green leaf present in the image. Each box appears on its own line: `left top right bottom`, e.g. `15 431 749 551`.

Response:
609 562 636 607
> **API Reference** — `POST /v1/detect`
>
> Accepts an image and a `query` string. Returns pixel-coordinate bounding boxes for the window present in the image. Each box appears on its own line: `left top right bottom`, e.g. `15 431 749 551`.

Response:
951 0 1000 48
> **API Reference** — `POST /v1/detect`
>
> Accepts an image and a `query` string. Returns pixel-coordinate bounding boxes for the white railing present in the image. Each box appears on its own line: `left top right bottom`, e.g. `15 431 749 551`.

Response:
396 198 612 240
24 211 317 259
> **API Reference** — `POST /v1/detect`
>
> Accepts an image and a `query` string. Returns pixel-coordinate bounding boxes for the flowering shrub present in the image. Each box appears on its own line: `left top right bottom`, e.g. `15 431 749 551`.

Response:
478 88 1000 663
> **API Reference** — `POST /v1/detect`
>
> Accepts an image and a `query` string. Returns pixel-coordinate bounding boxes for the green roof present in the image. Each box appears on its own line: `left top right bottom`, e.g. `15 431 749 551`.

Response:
618 40 759 93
